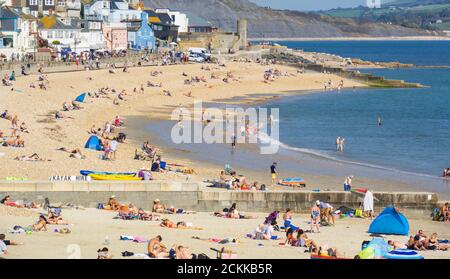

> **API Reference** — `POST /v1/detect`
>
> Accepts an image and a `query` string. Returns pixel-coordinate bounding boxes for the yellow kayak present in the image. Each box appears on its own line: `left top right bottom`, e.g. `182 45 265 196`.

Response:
88 174 142 181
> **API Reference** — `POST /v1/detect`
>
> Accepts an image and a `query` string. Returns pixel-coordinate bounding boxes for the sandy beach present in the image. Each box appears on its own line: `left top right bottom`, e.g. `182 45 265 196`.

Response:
0 60 365 181
1 205 449 259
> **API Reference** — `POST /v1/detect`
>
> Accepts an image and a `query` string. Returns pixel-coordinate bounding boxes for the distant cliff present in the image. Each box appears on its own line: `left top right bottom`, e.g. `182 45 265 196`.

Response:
144 0 443 38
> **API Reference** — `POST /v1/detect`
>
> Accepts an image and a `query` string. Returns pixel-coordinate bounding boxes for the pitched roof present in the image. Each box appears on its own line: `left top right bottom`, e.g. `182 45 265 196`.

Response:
38 17 81 30
0 6 20 19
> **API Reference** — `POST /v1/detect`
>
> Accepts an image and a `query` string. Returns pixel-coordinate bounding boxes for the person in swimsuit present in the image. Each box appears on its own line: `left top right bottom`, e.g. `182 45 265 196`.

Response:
282 208 299 231
147 235 168 258
426 233 450 250
152 199 166 213
310 201 321 233
32 215 48 231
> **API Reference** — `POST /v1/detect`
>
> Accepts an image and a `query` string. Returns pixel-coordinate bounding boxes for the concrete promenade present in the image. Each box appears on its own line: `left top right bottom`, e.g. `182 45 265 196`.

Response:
0 180 439 212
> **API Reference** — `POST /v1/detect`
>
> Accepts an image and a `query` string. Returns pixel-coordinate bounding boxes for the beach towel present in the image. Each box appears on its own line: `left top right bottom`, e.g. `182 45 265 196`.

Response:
363 190 374 212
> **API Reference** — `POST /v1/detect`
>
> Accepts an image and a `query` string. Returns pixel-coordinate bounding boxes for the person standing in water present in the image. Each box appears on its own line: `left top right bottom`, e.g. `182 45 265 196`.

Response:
340 138 345 152
336 137 341 152
377 115 382 126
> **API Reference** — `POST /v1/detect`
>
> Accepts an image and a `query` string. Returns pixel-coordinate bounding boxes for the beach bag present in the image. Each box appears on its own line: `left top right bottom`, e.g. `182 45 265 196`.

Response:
97 203 105 209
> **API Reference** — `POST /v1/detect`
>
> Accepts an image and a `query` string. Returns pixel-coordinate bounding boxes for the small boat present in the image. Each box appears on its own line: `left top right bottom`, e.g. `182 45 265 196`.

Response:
80 170 136 176
88 174 142 181
278 177 306 187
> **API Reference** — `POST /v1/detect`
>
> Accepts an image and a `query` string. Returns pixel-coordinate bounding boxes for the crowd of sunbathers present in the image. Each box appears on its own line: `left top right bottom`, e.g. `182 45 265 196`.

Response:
388 230 450 251
0 110 28 148
99 196 196 222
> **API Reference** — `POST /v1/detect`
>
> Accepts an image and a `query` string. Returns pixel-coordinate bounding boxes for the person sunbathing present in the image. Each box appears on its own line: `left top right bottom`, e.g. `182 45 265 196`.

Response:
97 247 113 259
3 135 24 147
71 101 82 110
147 235 168 258
19 122 29 133
62 102 71 111
89 125 98 135
137 208 160 221
14 153 50 161
387 240 407 250
174 245 193 259
227 203 240 219
2 77 12 86
106 195 120 211
152 199 165 213
165 206 196 214
32 215 48 231
407 235 426 250
160 219 193 229
316 245 344 258
295 229 318 251
47 209 68 225
284 228 297 246
440 202 449 221
425 233 450 250
55 111 64 119
1 195 23 207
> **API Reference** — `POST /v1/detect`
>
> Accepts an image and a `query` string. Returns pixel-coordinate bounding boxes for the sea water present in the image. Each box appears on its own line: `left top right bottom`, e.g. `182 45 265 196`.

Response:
271 40 450 177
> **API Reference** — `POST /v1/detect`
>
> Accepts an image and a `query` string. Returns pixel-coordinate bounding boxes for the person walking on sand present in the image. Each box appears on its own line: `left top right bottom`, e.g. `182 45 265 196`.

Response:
231 135 237 150
270 162 277 185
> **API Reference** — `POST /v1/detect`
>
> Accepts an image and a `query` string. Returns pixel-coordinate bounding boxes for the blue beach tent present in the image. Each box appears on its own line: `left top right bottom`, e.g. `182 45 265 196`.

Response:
368 206 409 235
75 93 86 103
84 135 102 151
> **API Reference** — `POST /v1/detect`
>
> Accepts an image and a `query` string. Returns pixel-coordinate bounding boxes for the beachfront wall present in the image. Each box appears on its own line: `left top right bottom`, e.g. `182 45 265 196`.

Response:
0 181 440 212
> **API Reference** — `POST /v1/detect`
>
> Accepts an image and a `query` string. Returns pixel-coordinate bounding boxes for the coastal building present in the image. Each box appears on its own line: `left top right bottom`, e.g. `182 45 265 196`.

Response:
82 0 141 23
124 12 156 51
155 8 188 33
78 18 104 51
0 6 38 58
55 0 82 19
185 12 215 33
178 19 247 53
102 22 127 51
38 16 82 52
25 0 57 17
142 9 178 43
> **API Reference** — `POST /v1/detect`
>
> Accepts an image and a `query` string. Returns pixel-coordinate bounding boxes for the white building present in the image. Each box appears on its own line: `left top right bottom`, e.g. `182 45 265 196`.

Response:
38 17 104 53
0 7 38 58
155 8 188 33
83 0 142 23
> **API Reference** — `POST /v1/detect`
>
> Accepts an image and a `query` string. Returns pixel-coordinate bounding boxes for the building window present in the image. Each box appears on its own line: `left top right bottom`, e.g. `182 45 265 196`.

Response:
30 0 38 5
58 0 65 6
44 0 54 5
102 1 109 8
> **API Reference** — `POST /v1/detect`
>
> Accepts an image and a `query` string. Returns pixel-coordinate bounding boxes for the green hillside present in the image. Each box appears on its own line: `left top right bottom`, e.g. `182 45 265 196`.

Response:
320 0 450 30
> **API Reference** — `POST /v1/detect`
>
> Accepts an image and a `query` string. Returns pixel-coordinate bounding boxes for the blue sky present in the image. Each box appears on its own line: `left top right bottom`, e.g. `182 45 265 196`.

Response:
249 0 384 11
